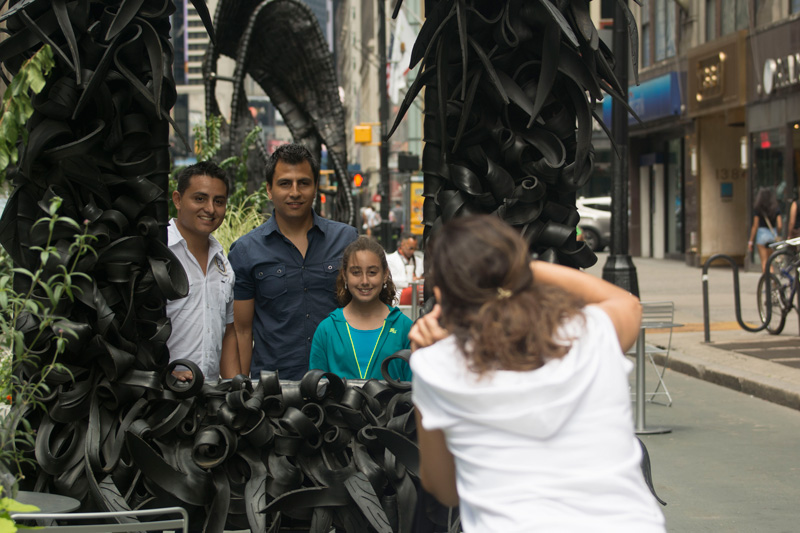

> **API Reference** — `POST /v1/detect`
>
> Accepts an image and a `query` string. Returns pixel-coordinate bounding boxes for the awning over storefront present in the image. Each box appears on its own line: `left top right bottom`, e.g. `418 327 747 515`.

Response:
602 71 684 126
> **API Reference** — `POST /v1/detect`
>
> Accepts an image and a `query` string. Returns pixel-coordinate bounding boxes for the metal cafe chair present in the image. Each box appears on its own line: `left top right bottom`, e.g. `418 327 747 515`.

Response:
11 506 189 533
627 301 676 407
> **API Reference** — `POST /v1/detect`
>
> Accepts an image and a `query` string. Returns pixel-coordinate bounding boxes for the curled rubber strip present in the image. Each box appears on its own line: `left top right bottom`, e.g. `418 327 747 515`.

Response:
389 0 641 270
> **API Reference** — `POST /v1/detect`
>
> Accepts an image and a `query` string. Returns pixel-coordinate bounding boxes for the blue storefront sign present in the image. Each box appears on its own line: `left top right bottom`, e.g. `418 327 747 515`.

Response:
602 71 684 126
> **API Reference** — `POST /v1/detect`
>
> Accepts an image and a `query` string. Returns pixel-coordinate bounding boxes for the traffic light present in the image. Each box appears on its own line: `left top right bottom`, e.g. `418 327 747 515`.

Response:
352 173 364 187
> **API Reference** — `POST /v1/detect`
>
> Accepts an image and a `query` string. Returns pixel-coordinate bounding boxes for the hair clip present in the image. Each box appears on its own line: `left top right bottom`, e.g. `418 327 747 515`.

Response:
497 288 512 299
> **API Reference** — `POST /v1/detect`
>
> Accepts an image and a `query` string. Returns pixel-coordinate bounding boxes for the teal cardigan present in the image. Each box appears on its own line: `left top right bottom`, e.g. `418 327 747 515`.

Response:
309 306 412 381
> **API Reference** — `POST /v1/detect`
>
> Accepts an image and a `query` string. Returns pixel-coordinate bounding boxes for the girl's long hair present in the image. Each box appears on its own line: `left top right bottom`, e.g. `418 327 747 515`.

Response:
429 215 583 376
754 187 779 217
335 236 396 306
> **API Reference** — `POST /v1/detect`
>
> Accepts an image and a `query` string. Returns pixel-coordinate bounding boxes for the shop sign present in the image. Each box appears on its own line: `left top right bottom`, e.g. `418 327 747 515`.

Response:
760 53 800 96
601 71 683 126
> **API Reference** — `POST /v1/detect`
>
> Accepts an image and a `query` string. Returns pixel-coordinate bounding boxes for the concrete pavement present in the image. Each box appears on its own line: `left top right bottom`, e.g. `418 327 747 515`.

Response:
586 254 800 532
585 252 800 411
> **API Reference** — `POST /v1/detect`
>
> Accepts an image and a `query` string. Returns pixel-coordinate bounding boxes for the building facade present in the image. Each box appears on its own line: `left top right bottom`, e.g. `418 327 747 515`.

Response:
614 0 800 268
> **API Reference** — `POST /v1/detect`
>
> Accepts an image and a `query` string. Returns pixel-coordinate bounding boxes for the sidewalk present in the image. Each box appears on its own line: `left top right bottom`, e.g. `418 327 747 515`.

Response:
585 252 800 411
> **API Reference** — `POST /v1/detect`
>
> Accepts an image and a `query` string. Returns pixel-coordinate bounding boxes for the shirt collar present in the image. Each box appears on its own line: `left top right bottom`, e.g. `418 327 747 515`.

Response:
262 210 326 237
168 218 224 259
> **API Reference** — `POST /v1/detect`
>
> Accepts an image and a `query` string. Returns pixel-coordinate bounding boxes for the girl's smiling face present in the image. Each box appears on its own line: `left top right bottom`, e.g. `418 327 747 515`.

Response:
346 250 387 305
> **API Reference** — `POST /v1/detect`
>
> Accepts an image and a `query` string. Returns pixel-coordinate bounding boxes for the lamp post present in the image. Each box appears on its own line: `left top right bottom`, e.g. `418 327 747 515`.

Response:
377 0 393 248
602 0 639 296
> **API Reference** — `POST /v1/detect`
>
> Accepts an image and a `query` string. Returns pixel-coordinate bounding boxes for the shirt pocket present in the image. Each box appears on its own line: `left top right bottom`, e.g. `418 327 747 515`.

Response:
307 260 339 293
216 275 234 309
255 263 288 300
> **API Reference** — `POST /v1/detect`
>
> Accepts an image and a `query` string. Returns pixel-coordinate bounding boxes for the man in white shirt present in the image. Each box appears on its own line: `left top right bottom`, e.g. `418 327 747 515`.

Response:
167 161 240 381
386 233 423 304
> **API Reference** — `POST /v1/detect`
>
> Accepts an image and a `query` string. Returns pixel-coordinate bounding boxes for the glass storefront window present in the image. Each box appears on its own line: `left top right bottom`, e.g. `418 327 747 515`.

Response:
666 138 684 254
751 128 786 215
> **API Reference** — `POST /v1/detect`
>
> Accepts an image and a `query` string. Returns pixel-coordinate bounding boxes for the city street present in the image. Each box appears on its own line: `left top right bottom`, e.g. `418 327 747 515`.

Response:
588 253 800 532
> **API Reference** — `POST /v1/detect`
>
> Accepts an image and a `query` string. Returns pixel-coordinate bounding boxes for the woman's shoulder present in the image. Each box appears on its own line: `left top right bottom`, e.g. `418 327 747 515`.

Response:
410 336 461 378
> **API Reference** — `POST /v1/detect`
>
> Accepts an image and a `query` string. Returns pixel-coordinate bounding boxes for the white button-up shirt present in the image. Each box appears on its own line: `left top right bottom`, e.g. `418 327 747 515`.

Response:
386 249 424 304
166 220 234 380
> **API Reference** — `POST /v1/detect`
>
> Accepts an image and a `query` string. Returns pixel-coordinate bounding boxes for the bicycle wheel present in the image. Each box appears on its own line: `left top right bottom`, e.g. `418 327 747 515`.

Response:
758 273 787 334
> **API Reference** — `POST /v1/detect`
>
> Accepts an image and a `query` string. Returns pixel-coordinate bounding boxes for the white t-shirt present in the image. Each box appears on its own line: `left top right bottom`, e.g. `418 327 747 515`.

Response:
166 220 234 380
411 305 666 533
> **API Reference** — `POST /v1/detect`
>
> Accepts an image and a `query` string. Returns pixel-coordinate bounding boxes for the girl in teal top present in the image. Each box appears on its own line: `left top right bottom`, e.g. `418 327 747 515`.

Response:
310 237 413 381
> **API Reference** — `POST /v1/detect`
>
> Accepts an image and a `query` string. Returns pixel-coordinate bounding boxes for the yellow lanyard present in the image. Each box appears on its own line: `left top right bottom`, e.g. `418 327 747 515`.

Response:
346 320 386 379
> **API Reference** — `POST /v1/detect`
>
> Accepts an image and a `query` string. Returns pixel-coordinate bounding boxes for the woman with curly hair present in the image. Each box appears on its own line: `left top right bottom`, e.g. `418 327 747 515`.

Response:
409 215 665 532
310 236 412 380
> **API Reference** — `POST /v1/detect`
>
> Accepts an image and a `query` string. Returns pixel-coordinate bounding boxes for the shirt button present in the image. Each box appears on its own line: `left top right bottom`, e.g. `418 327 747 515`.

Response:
307 337 311 341
304 287 308 292
301 266 305 270
306 314 310 318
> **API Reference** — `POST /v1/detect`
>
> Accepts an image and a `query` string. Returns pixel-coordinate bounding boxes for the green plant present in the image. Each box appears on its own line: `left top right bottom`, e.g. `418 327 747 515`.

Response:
0 45 55 184
214 194 269 253
0 492 38 532
0 197 95 482
169 115 269 239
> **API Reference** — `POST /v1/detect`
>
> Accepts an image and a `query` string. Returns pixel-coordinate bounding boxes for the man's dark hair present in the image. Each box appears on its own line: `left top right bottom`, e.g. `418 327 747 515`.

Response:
176 161 229 195
399 232 417 243
264 143 320 185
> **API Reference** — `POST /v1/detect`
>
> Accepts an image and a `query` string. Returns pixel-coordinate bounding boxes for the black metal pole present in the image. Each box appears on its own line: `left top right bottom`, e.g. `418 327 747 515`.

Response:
377 0 393 248
602 0 639 297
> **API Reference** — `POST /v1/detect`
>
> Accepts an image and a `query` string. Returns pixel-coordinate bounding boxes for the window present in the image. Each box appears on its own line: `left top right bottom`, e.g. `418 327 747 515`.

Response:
652 0 675 63
655 0 665 61
721 0 748 35
642 0 651 67
793 0 800 14
706 0 716 41
756 0 776 25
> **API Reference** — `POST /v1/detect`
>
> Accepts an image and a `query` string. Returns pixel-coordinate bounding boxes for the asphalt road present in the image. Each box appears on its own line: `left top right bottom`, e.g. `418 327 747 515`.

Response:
637 367 800 533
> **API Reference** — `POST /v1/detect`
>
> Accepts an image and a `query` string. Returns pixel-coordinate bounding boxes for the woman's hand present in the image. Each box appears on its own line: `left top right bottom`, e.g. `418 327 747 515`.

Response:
409 304 449 351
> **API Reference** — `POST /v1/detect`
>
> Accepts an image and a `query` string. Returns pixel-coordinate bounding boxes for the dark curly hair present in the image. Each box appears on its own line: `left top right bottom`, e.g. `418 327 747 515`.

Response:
264 142 319 185
335 237 397 306
429 215 584 376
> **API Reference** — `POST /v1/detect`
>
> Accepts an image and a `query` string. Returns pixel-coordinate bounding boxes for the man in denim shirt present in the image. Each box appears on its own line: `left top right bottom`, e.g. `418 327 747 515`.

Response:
228 144 358 380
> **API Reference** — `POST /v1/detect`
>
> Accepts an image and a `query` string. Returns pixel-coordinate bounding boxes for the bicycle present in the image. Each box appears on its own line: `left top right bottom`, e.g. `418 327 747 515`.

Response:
756 236 800 334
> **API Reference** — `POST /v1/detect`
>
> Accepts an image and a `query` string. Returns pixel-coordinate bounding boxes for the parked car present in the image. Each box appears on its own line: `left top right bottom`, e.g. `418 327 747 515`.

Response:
577 196 611 251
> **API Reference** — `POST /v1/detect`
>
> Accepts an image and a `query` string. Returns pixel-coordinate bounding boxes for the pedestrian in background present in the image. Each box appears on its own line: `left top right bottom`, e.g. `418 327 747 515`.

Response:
409 215 665 532
787 191 800 240
228 143 358 380
386 233 423 304
167 161 240 381
749 186 783 273
309 237 412 381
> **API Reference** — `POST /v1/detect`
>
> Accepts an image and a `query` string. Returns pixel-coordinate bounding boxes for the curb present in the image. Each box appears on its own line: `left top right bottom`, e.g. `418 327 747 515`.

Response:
647 338 800 411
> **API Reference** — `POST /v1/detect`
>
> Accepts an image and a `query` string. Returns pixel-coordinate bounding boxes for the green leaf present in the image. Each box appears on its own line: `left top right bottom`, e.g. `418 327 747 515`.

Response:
27 68 46 93
0 498 39 513
10 268 35 280
0 515 17 533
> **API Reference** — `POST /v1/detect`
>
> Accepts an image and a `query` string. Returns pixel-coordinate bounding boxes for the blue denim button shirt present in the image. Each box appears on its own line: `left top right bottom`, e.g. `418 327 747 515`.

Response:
228 211 358 380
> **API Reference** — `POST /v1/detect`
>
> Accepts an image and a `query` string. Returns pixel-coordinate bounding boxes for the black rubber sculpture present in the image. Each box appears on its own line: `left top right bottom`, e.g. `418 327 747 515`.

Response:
204 0 355 226
0 0 637 531
390 0 639 269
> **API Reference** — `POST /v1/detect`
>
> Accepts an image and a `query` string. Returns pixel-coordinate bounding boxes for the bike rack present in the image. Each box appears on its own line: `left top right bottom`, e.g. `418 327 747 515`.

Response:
702 254 770 342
